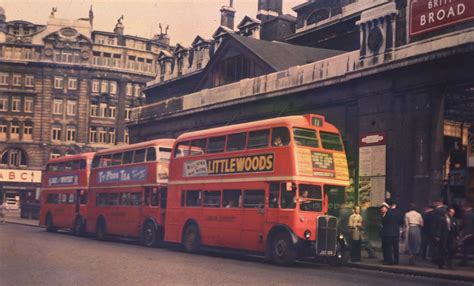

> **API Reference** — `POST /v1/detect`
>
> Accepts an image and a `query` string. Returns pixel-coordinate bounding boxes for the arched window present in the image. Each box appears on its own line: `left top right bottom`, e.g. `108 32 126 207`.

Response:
306 9 330 26
65 150 76 156
1 148 27 167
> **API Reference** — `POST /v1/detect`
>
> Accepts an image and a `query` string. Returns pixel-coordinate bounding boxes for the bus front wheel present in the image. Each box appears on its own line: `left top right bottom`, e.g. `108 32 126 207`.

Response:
143 222 157 247
271 232 296 266
183 224 200 253
96 219 107 241
45 214 57 233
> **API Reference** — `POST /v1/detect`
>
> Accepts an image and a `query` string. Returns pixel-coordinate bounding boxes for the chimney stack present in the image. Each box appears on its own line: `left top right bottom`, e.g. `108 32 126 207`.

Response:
220 0 236 30
257 0 282 22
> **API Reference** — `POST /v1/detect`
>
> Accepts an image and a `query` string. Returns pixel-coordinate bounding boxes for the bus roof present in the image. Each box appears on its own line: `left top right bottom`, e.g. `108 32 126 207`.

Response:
176 115 339 141
47 152 95 164
95 139 175 156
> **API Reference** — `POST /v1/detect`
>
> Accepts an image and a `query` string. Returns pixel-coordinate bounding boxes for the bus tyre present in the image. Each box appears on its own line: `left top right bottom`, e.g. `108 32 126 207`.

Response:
96 219 107 241
74 217 85 237
45 214 57 233
271 232 296 266
143 222 157 247
183 224 200 253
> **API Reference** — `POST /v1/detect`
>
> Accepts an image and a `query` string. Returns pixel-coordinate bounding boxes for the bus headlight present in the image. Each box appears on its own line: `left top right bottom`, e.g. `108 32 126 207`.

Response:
304 230 311 239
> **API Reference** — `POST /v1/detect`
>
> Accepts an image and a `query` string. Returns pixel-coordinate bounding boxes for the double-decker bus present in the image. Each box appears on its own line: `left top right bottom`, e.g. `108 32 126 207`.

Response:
165 114 349 265
39 153 95 236
86 139 174 246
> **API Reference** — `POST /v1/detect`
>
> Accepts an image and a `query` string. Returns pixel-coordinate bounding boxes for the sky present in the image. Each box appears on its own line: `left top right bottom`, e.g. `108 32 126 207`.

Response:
1 0 304 46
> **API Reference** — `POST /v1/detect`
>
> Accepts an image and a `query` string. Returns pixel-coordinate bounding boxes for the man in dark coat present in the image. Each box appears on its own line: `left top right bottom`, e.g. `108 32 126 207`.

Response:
431 200 448 269
421 206 433 260
380 201 404 265
460 201 474 266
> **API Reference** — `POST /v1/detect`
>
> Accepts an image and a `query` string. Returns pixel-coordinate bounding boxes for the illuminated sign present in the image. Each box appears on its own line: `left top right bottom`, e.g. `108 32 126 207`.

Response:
48 175 79 186
0 169 42 183
410 0 474 36
184 154 274 177
97 166 148 183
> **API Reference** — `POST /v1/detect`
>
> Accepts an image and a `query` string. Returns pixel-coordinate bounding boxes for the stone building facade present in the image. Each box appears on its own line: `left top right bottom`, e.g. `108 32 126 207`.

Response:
0 7 172 210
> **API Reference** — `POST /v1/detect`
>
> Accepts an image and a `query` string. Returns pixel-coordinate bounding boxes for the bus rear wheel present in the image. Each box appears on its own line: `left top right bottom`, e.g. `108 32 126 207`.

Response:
45 214 57 233
271 232 296 266
143 222 157 247
73 217 85 237
96 219 107 241
183 224 200 253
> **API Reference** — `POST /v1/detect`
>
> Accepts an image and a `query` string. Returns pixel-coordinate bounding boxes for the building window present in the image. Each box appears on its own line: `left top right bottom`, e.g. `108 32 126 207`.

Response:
92 79 100 93
0 73 9 86
10 122 20 140
25 75 34 87
90 104 98 117
50 150 61 159
98 128 107 144
11 97 21 112
99 103 107 118
66 100 77 116
89 127 97 143
52 125 62 141
1 148 27 167
0 122 7 140
54 76 64 89
3 47 12 59
0 97 8 111
126 83 133 96
133 84 141 97
100 80 108 93
12 74 22 86
109 81 117 95
125 108 132 120
68 78 78 90
124 128 129 144
109 106 116 118
65 150 76 157
108 128 116 144
53 99 63 115
24 97 33 113
66 126 76 142
23 122 33 140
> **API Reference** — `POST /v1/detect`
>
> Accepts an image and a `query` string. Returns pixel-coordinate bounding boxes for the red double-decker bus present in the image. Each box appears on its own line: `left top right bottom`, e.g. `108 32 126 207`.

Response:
165 114 349 265
39 153 95 236
86 139 174 246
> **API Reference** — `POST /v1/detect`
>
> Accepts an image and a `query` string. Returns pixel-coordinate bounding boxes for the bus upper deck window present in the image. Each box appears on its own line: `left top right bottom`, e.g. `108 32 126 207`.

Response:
123 151 133 164
271 127 290 147
174 141 189 158
320 131 344 151
134 149 146 163
146 147 156 161
248 129 270 149
79 160 87 170
92 156 101 168
227 132 247 151
207 136 225 153
190 139 206 156
293 128 319 147
111 153 122 166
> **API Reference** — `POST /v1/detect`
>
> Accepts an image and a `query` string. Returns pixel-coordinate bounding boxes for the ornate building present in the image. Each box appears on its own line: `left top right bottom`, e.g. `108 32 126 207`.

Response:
0 7 172 212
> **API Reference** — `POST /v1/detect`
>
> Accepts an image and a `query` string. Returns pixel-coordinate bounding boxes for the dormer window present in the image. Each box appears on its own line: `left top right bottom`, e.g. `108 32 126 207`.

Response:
306 9 330 26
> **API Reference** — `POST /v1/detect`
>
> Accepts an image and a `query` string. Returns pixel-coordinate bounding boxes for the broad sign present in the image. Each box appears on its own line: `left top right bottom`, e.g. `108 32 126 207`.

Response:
184 154 274 177
0 169 42 183
410 0 474 36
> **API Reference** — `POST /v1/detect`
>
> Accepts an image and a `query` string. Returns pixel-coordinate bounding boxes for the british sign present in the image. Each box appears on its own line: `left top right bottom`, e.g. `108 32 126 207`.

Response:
410 0 474 36
184 154 274 177
97 166 148 183
0 169 42 183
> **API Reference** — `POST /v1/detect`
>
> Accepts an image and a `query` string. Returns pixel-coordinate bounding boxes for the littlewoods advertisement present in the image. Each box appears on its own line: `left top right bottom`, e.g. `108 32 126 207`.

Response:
184 154 274 177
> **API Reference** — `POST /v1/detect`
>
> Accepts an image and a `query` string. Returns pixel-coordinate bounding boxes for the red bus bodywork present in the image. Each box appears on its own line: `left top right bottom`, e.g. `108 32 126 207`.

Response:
86 139 174 245
165 115 349 265
39 152 94 235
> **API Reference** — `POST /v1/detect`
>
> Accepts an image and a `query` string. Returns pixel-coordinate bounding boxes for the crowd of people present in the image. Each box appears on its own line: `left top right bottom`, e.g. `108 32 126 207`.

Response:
347 199 474 269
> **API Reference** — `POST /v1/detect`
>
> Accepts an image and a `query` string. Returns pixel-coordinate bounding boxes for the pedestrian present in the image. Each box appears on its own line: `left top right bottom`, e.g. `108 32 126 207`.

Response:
420 205 434 260
405 203 423 265
459 201 474 266
348 206 363 262
446 208 459 269
431 200 449 269
0 200 5 224
380 201 404 265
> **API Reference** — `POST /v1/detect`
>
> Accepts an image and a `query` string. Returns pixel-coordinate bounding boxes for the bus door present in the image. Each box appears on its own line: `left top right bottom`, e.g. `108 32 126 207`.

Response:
143 187 161 222
125 189 143 237
241 189 266 252
265 182 281 226
75 190 81 215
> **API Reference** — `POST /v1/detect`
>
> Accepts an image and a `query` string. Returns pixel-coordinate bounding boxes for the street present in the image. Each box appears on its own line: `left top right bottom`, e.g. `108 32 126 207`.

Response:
0 224 470 286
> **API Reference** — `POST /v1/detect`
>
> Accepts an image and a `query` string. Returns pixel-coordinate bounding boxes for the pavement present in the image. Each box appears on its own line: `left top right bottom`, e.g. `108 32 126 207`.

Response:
4 213 473 283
